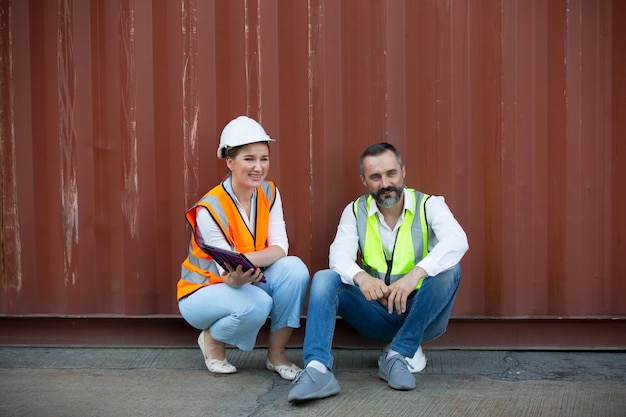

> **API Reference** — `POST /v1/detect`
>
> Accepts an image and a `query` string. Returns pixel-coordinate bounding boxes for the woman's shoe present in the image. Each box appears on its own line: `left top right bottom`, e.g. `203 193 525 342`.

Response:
266 358 301 380
197 331 237 374
204 357 237 374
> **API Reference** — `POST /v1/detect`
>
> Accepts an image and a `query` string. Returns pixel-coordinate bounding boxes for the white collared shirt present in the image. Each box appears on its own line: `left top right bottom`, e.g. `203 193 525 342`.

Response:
329 188 469 285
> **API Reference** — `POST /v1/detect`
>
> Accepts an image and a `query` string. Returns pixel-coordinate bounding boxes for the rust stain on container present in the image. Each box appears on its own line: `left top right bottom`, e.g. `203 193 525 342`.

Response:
182 0 201 208
0 0 23 298
57 0 79 286
120 0 139 240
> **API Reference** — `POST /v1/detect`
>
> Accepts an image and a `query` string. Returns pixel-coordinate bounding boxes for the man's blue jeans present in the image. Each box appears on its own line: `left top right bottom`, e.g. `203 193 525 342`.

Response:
303 264 461 370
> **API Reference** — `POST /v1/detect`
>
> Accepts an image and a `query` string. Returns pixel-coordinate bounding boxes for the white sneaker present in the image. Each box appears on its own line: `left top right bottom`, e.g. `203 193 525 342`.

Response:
406 345 427 373
380 344 427 373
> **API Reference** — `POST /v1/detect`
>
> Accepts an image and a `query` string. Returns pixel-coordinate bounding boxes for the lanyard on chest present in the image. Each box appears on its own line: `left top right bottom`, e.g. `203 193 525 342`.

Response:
383 232 401 285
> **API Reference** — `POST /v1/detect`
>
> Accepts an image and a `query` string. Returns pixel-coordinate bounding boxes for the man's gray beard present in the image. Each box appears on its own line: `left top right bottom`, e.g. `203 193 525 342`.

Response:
374 186 404 208
377 194 401 208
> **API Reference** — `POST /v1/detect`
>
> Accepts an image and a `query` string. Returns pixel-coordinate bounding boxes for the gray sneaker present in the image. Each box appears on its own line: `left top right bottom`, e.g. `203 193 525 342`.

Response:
288 367 341 402
378 354 416 390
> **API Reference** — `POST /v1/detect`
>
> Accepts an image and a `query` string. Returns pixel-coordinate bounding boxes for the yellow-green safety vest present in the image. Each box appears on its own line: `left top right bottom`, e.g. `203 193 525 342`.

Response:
353 189 429 289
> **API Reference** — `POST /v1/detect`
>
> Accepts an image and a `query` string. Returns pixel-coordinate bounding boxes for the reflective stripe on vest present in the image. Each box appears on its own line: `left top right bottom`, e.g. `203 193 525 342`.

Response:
177 180 276 300
353 189 429 288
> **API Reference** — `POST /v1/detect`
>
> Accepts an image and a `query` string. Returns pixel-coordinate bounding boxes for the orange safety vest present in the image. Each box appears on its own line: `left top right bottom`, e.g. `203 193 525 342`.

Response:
176 180 276 300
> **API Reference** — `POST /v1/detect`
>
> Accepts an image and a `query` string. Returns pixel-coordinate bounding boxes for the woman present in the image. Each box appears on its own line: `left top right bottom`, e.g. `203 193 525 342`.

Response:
177 116 310 380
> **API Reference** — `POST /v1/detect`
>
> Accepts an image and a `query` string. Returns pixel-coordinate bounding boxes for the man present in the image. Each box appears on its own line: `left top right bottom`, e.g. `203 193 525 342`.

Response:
288 142 469 401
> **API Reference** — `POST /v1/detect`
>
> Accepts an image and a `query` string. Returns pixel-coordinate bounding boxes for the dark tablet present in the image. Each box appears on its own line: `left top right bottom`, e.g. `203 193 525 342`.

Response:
200 244 266 283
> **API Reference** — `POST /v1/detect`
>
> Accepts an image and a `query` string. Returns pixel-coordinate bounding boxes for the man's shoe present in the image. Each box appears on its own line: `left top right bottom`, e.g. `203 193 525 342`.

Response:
378 354 416 390
406 345 427 373
287 367 341 402
379 344 427 373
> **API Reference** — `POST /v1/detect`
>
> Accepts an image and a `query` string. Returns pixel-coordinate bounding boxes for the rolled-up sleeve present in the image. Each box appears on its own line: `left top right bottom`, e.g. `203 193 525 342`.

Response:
266 188 289 255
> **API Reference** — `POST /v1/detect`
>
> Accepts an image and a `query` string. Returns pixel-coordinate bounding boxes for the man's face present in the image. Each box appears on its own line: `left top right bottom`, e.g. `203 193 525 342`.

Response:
360 150 406 208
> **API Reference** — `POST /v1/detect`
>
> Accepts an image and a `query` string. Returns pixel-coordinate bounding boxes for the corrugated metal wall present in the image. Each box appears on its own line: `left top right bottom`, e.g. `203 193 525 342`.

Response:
1 0 624 323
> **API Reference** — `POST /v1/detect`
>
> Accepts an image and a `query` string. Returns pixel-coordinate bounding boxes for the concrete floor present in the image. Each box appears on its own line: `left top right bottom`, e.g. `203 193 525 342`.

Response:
0 347 625 417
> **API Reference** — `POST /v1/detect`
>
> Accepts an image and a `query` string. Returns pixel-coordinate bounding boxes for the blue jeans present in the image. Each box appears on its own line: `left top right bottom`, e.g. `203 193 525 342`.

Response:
303 264 461 370
179 256 310 351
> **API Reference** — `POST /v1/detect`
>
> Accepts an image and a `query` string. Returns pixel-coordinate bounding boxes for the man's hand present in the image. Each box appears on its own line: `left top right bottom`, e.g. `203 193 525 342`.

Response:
354 272 389 302
386 266 427 314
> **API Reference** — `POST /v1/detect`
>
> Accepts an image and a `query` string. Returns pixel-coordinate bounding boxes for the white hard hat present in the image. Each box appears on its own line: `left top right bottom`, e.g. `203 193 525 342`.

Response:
217 116 275 159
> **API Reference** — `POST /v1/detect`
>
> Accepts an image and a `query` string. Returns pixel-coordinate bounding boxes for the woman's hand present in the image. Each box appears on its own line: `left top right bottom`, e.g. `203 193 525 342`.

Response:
221 263 264 288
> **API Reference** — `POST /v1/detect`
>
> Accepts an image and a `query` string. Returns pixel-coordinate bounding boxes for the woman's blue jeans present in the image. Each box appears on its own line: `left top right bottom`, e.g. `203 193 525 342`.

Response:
179 256 310 351
303 264 461 370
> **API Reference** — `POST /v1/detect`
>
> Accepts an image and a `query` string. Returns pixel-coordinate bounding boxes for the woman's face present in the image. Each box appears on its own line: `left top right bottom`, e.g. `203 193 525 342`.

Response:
226 142 270 190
